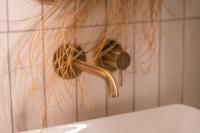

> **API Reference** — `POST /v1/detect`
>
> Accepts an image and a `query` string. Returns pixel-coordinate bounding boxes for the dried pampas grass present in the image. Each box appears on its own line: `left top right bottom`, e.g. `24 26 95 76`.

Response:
13 0 161 130
16 0 160 72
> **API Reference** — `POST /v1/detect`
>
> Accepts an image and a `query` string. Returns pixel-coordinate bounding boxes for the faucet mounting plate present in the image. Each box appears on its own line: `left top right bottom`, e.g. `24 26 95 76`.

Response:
53 44 86 79
96 40 130 72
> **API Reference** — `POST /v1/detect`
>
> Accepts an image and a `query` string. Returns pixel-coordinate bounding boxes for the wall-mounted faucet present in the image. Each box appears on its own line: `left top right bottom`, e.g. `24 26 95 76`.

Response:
96 39 130 72
95 39 131 86
73 60 119 97
53 40 130 97
53 44 119 97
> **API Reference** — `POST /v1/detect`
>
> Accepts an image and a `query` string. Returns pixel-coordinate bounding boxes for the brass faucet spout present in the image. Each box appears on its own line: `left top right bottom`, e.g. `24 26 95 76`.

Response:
73 60 119 97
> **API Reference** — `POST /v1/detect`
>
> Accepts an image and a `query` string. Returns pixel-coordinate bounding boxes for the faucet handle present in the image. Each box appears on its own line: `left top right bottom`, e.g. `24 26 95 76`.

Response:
96 39 131 72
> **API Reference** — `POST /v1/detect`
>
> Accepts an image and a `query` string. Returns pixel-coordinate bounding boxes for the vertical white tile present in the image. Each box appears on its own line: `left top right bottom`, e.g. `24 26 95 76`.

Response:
107 25 134 115
161 0 184 19
77 27 106 121
81 0 106 26
45 70 76 127
0 33 12 133
135 0 160 21
8 0 42 31
160 21 183 105
78 74 106 120
135 22 159 110
9 31 45 132
107 0 134 24
0 0 7 31
186 0 200 18
42 2 73 29
44 29 76 126
43 0 105 29
184 20 200 109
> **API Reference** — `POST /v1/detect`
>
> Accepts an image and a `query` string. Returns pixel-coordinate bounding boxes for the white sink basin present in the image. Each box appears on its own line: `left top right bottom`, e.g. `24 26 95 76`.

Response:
20 104 200 133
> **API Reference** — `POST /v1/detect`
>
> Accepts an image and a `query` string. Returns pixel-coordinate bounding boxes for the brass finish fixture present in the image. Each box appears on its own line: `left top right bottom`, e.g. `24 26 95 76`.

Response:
53 44 119 97
96 40 131 72
53 44 86 79
73 60 119 97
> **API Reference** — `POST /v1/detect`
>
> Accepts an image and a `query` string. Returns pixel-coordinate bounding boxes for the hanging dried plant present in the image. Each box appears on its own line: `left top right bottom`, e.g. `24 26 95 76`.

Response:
18 0 160 78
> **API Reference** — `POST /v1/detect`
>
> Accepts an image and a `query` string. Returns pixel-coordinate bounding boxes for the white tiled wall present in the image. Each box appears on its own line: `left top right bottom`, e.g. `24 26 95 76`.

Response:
135 22 159 110
0 0 7 31
185 0 200 17
161 0 184 19
9 31 45 132
0 0 200 132
43 29 77 126
0 33 12 133
8 0 42 30
184 19 200 108
135 0 160 21
160 21 183 105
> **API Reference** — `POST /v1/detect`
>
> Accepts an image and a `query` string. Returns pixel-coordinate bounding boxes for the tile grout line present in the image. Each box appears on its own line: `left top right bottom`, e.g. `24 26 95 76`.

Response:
5 0 14 132
0 30 8 34
1 16 200 34
132 0 136 112
74 5 79 122
41 0 48 128
157 0 162 107
181 0 186 104
105 0 109 117
75 78 79 122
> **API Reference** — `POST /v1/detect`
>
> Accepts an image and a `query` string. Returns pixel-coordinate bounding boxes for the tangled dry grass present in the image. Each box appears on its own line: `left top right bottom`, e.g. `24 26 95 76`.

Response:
11 0 161 130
